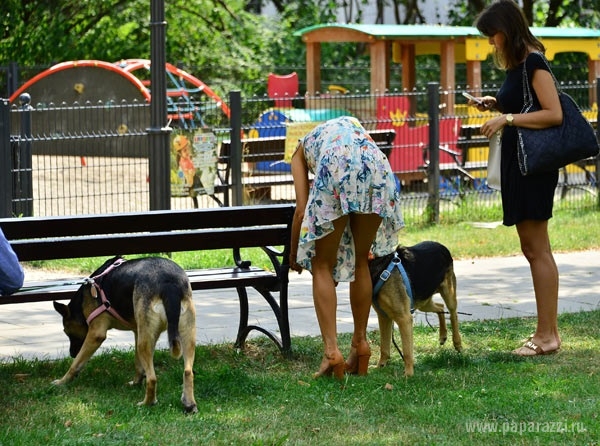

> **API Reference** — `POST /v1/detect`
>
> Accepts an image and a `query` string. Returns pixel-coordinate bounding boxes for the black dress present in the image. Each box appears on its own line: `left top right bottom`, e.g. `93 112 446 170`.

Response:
495 52 559 226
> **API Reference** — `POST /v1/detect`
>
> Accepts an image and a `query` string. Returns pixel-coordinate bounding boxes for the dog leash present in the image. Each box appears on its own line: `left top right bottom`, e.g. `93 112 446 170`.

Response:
85 258 133 329
372 252 415 314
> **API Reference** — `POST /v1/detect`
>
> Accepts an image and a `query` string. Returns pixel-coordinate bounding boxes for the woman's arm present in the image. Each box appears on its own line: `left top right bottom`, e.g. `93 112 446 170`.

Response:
509 68 563 129
480 68 563 139
289 144 310 273
0 228 25 296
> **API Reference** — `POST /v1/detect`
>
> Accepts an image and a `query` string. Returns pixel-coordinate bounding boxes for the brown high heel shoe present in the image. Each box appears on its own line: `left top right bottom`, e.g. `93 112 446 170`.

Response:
313 351 345 380
345 340 371 376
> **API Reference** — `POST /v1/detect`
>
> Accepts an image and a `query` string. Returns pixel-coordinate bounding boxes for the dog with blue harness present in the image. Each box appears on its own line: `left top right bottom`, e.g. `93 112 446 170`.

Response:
369 241 462 377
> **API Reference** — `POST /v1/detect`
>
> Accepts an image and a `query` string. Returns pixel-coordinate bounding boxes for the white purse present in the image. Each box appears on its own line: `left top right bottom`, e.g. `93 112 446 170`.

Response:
487 132 502 190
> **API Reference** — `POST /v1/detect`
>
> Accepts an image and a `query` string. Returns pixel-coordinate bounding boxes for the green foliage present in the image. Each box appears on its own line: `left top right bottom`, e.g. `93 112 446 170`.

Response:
268 0 372 91
447 0 482 26
0 0 149 65
451 0 600 28
533 0 600 27
165 0 280 96
0 0 282 97
2 0 600 97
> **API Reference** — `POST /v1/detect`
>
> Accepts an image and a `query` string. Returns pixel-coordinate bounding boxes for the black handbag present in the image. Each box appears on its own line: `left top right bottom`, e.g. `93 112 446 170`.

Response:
517 53 600 176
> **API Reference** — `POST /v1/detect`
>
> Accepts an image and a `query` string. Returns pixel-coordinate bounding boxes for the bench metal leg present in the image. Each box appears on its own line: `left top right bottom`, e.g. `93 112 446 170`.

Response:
233 285 292 357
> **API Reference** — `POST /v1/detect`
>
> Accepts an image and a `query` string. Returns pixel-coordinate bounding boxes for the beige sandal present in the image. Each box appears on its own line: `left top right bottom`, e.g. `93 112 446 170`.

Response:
513 340 560 357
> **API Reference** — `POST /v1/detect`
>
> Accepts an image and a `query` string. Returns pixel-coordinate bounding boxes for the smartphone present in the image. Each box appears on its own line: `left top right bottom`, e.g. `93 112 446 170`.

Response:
462 91 483 105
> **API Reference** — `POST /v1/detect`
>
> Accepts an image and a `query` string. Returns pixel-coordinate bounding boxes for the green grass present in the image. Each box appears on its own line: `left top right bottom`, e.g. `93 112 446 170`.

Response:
0 311 597 445
401 206 600 259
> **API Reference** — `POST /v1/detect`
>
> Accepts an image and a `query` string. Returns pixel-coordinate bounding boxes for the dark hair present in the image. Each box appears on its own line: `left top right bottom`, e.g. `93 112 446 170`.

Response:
475 0 545 69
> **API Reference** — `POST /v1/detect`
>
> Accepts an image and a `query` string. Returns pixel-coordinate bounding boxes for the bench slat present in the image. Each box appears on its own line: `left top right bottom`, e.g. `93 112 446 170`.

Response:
3 267 280 305
0 204 295 240
187 268 279 291
9 227 290 262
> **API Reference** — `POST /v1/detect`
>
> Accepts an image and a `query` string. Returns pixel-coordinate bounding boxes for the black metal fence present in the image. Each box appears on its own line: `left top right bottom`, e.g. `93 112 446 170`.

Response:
2 84 599 225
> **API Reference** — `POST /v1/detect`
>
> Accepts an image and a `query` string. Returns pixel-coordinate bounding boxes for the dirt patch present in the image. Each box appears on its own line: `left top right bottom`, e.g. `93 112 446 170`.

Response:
29 155 220 217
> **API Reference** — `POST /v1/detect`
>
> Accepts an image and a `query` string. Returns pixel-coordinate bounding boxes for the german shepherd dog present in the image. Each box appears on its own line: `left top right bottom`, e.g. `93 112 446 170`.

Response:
52 256 197 413
369 241 462 377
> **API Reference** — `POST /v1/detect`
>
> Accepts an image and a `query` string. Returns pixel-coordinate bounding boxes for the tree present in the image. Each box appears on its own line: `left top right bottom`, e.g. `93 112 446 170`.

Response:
0 0 280 96
1 0 148 65
448 0 600 84
253 0 428 24
451 0 600 27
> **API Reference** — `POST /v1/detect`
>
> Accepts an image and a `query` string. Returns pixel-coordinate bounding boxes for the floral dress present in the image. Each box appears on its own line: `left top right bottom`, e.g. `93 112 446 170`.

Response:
296 116 404 282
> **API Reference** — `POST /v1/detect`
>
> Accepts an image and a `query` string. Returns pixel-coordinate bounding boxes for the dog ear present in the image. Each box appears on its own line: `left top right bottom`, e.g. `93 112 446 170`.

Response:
53 301 70 317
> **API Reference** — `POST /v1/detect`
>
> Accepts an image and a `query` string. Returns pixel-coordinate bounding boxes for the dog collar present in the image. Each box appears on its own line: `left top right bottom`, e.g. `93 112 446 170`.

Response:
372 252 415 314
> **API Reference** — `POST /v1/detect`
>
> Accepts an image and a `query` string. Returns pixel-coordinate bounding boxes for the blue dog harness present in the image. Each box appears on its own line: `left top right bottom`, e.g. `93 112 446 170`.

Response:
372 252 415 314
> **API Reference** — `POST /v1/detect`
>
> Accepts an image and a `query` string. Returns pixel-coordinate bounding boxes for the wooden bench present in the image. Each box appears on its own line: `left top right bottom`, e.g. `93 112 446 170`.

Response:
215 129 396 205
0 204 295 355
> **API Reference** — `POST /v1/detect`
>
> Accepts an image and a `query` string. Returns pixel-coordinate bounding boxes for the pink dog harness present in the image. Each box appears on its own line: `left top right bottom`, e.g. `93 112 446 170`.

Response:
85 258 133 329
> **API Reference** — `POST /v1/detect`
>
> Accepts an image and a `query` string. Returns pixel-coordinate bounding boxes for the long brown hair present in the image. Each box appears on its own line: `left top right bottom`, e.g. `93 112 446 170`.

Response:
475 0 545 70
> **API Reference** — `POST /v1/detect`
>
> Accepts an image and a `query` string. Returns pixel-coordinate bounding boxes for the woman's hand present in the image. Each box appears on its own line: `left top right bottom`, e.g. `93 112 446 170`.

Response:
289 253 303 273
480 114 508 139
465 94 496 112
476 96 496 112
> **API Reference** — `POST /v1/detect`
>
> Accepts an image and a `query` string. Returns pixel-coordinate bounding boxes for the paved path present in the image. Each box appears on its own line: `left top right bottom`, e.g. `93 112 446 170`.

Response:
1 250 598 361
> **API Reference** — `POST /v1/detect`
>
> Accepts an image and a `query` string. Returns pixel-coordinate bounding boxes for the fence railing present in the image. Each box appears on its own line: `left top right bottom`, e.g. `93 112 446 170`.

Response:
2 84 599 225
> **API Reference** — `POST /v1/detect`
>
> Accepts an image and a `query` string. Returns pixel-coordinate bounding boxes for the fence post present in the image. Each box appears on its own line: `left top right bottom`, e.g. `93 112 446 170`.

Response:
0 99 11 217
426 82 440 224
14 94 33 217
148 0 171 211
229 91 243 206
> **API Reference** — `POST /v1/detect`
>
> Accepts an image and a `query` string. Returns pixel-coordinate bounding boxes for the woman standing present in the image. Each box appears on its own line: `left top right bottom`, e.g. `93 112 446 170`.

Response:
289 116 404 378
470 0 562 356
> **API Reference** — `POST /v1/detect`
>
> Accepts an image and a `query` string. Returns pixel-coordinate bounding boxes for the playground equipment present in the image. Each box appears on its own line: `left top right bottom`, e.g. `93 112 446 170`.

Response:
114 59 230 204
8 60 229 160
267 72 299 108
294 24 600 111
248 107 352 173
9 60 150 106
9 59 230 129
115 59 230 128
8 60 151 161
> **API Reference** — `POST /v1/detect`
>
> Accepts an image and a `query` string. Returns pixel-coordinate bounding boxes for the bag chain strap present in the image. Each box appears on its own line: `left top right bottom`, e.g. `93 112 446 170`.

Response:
521 52 562 112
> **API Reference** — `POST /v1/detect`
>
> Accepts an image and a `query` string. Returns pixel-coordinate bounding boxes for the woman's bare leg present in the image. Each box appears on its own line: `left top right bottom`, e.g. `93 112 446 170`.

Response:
345 213 383 373
513 219 561 355
311 215 348 376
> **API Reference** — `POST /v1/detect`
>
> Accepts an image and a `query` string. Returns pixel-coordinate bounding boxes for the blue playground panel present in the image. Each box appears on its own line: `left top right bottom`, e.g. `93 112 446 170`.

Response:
251 108 351 172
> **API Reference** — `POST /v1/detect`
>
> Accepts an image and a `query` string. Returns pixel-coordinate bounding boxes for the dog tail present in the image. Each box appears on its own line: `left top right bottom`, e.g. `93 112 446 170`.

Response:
163 284 183 359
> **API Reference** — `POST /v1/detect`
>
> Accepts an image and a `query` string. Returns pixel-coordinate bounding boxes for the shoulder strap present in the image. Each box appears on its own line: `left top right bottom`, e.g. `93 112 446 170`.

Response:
522 52 560 111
